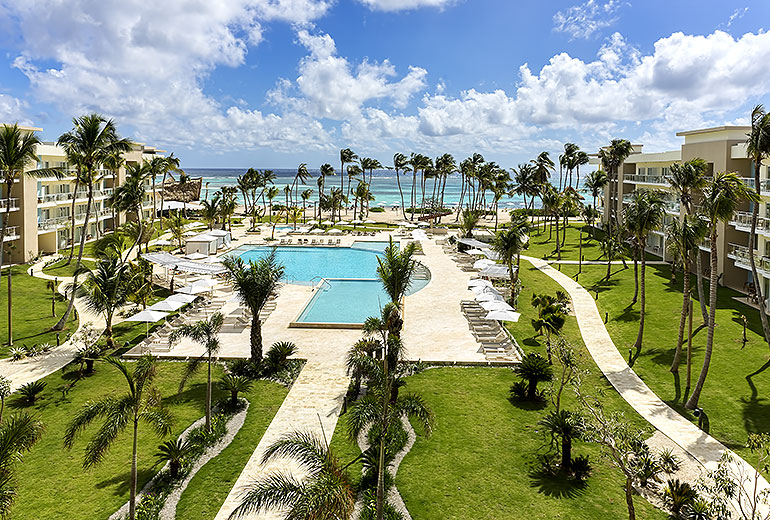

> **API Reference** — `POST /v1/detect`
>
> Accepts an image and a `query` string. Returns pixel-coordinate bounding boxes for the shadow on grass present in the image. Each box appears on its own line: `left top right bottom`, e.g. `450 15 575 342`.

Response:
508 396 549 411
95 467 155 496
528 467 588 499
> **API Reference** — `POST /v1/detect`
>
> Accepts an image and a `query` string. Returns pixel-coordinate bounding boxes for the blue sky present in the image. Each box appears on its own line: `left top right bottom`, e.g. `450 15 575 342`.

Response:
1 0 769 169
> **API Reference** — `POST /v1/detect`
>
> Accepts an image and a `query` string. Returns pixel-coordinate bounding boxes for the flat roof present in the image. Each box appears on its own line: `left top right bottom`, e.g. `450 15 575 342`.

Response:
676 125 751 136
0 123 43 132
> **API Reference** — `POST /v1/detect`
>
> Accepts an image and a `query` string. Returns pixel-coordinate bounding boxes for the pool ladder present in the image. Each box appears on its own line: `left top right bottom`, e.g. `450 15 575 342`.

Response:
310 276 331 292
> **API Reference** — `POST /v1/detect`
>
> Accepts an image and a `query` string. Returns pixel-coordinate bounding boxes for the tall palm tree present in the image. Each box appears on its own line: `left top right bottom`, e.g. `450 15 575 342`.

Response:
745 104 770 349
319 163 334 219
0 124 48 345
666 216 707 373
102 150 125 231
624 190 665 350
492 214 529 295
64 355 172 520
291 163 311 208
265 186 279 223
0 413 44 518
393 153 410 219
170 312 224 432
77 257 130 348
598 139 633 235
300 188 312 223
222 252 284 362
511 163 538 215
666 159 710 324
685 172 758 410
106 163 147 263
339 148 357 205
346 164 362 204
584 170 608 211
229 430 355 520
377 238 418 317
573 150 590 191
151 154 180 230
54 114 132 331
541 185 563 259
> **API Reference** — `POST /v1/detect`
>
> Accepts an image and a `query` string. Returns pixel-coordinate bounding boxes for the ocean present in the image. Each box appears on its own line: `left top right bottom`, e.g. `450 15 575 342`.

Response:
185 168 567 209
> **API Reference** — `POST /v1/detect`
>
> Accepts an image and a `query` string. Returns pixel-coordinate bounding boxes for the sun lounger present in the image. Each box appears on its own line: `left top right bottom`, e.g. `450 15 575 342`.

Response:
279 238 286 245
336 239 341 245
327 239 334 245
311 239 317 245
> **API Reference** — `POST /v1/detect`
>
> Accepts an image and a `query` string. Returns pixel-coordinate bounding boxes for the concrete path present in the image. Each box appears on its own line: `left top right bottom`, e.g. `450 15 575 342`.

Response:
522 255 769 510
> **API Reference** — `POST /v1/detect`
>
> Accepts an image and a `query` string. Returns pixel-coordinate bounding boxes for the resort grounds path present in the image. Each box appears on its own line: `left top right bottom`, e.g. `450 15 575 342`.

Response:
521 255 770 511
0 256 105 391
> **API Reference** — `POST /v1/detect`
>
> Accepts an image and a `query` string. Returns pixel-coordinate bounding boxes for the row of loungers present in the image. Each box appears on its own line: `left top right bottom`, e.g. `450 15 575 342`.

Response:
279 238 342 246
461 300 521 362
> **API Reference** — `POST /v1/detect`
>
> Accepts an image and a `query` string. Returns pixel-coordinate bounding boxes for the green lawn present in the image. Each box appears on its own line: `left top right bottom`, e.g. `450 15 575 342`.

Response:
7 361 278 519
0 265 77 357
42 258 97 277
175 381 288 517
523 223 656 262
555 261 770 464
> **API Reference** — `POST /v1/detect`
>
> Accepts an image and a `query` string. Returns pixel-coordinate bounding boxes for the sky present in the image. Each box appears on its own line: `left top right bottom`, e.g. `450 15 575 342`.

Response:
1 0 770 169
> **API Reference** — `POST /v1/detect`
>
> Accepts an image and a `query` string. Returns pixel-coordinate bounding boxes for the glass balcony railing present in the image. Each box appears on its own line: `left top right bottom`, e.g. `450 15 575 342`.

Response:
623 174 668 185
727 243 770 275
0 198 20 211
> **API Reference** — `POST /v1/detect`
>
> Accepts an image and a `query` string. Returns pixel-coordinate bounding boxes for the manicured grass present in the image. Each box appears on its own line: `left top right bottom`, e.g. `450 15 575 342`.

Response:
175 381 288 518
0 264 77 356
523 223 658 262
8 361 282 520
42 258 97 277
557 261 770 465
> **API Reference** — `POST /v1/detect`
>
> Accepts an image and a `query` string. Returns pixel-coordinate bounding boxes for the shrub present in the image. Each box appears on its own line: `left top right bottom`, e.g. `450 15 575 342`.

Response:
265 341 297 372
18 381 46 404
227 358 262 379
636 451 663 488
659 447 681 475
218 374 253 406
512 353 553 400
9 347 25 361
571 455 592 481
509 380 528 400
187 413 228 451
155 438 194 479
663 478 698 517
369 207 385 213
135 492 164 520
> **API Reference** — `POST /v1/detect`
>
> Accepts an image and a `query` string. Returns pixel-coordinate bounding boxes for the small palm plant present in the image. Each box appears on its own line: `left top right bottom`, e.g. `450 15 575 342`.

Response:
531 302 566 363
264 341 298 373
169 312 224 433
513 353 553 400
155 438 193 479
64 355 172 520
0 375 10 422
0 413 44 517
18 381 46 404
538 409 583 471
663 478 698 517
229 430 355 519
219 374 253 407
77 257 130 348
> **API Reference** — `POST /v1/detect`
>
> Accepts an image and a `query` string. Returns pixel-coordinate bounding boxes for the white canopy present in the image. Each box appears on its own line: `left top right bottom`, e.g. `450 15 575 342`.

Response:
321 220 334 225
473 285 501 296
185 252 208 260
187 233 216 242
417 221 430 227
327 228 343 234
337 220 350 225
351 219 364 224
484 309 521 322
142 251 181 266
468 279 493 289
480 300 514 311
308 219 319 225
148 299 186 312
475 292 503 302
175 284 210 295
167 293 198 304
466 249 487 256
473 259 496 269
402 222 417 228
153 239 172 246
208 229 230 237
480 265 512 279
364 219 376 224
160 200 185 211
483 250 501 261
192 277 218 288
183 231 198 237
125 309 168 322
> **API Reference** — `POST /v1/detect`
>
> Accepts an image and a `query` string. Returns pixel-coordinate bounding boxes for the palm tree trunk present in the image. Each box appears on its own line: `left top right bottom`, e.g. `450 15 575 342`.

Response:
686 228 718 409
555 214 561 260
250 314 263 362
67 179 80 265
455 172 466 222
561 437 571 470
206 354 212 432
694 241 708 323
634 253 646 350
0 181 11 345
395 169 406 219
747 163 770 350
130 418 139 520
410 170 417 221
375 355 390 520
632 246 639 304
151 174 157 230
7 259 11 347
671 264 690 372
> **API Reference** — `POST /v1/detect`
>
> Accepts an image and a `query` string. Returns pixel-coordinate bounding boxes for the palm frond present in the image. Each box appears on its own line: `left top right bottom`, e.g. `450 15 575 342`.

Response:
82 395 134 468
63 397 118 450
229 472 304 519
261 431 327 474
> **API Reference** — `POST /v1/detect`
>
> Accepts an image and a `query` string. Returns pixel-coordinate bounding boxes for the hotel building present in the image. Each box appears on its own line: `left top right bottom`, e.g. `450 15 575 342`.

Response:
594 126 770 304
2 124 166 264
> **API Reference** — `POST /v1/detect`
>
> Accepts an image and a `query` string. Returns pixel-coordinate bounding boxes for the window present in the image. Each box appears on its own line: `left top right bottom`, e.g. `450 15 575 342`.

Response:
638 167 646 175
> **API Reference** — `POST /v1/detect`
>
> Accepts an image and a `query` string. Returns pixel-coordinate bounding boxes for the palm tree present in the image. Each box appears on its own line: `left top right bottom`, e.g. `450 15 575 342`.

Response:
376 238 417 315
624 189 665 350
155 438 192 479
156 154 180 229
541 185 563 258
64 355 172 520
392 153 410 219
291 163 311 208
102 151 125 229
319 163 334 219
229 430 355 520
201 198 220 230
222 251 284 362
147 154 179 230
491 214 529 295
584 170 608 212
666 158 710 324
300 188 312 223
54 114 132 332
170 312 224 432
0 412 44 517
600 227 625 281
598 139 634 234
514 352 553 399
531 302 566 362
666 216 707 373
512 163 539 215
339 148 357 204
219 374 253 406
539 409 583 471
346 164 362 204
746 104 770 348
685 172 758 410
106 162 147 263
77 257 130 348
265 186 279 223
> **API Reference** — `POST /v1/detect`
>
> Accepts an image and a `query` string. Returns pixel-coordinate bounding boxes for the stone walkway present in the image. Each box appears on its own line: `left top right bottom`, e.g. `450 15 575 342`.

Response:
522 255 770 510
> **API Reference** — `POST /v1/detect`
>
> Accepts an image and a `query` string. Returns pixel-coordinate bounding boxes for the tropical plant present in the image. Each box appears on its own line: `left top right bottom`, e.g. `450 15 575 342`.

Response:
46 279 57 317
598 139 634 234
339 148 358 202
0 412 44 517
513 353 553 400
531 301 566 362
169 312 224 432
77 257 130 348
318 163 334 219
219 374 253 406
600 227 626 281
538 409 583 471
584 170 608 211
511 163 540 213
18 381 46 404
686 172 758 410
0 375 10 423
228 430 355 520
663 479 698 517
264 341 298 373
459 209 481 239
492 214 529 292
64 355 172 520
393 153 410 219
376 238 417 314
155 437 193 479
222 251 285 362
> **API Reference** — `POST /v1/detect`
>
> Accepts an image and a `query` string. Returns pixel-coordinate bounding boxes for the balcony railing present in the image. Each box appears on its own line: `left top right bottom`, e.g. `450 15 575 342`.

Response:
0 198 19 211
727 243 770 275
623 174 668 185
38 208 112 230
728 211 770 235
1 226 19 241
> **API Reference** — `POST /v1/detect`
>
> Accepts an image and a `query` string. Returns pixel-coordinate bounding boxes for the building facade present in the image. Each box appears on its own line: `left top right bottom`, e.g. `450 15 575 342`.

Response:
594 125 770 303
2 124 166 264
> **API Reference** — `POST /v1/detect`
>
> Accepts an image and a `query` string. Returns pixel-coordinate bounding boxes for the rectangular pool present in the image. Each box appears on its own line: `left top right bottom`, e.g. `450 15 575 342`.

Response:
293 279 390 326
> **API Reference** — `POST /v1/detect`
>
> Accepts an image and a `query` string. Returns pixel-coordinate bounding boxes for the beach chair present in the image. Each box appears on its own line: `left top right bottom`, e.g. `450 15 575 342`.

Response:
336 239 341 245
327 239 334 245
279 238 286 245
311 239 317 245
287 239 292 245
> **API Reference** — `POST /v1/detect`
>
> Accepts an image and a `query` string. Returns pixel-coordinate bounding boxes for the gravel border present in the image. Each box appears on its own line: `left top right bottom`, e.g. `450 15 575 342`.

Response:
109 400 250 520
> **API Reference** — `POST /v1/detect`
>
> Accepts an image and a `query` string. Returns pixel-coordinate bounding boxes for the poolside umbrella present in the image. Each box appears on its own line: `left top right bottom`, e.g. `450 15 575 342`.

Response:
417 221 430 227
148 299 186 312
475 292 503 302
473 285 501 296
466 248 487 256
185 252 208 260
473 259 496 269
364 219 376 224
468 279 493 289
480 300 514 311
337 220 349 225
308 219 319 225
154 239 172 246
321 220 334 226
327 228 343 234
125 309 169 336
167 293 198 304
192 277 218 288
183 231 198 237
484 309 520 322
402 222 417 228
175 284 210 295
351 219 363 224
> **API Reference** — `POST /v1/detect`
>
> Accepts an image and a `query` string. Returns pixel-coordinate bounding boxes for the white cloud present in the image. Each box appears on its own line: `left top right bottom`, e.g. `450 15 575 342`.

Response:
553 0 624 40
0 94 29 125
356 0 456 12
724 7 749 28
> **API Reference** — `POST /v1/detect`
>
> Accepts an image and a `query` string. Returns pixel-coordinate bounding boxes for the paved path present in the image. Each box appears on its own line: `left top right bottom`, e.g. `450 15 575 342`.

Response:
522 255 769 511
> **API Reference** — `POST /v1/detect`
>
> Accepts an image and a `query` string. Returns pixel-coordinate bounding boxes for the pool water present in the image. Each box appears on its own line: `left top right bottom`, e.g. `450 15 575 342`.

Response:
234 241 429 325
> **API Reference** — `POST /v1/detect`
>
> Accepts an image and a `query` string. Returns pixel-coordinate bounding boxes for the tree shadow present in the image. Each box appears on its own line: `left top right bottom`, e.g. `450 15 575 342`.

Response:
742 358 770 435
508 395 549 411
95 467 155 496
615 307 640 323
528 467 588 499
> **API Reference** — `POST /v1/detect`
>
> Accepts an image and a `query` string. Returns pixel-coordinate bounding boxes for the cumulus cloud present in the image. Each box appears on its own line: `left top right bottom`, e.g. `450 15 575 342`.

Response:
0 94 29 125
356 0 456 11
553 0 624 40
723 7 749 28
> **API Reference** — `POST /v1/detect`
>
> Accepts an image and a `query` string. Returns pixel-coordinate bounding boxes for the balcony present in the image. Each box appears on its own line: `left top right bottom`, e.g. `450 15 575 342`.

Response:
727 243 770 276
38 209 113 231
663 200 681 215
728 211 770 236
0 198 20 212
623 174 668 185
2 226 19 242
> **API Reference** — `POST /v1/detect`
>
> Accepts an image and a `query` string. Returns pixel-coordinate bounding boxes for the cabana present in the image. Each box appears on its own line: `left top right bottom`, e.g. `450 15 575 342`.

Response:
186 234 218 256
207 229 232 249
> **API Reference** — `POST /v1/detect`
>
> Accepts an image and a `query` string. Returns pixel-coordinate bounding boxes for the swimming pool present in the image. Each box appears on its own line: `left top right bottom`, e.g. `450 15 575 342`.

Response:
234 241 430 325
